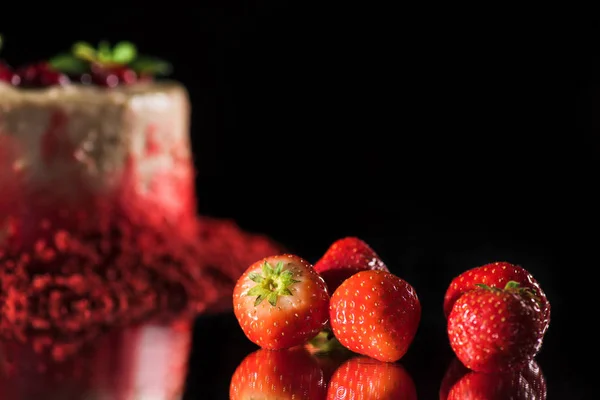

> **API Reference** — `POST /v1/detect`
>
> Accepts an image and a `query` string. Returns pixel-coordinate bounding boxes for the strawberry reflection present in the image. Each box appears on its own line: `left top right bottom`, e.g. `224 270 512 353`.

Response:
230 347 328 400
0 322 191 400
440 357 547 400
327 356 417 400
439 357 471 400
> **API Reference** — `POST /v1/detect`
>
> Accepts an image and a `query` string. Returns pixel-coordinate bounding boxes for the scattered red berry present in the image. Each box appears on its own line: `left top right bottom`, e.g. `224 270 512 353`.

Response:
229 347 327 400
326 356 417 400
314 237 388 293
447 359 547 400
329 270 421 363
443 261 550 334
233 254 330 350
447 281 545 373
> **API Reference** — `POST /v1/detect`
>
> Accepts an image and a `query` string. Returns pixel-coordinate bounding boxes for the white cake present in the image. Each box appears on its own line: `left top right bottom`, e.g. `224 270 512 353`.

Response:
0 81 196 247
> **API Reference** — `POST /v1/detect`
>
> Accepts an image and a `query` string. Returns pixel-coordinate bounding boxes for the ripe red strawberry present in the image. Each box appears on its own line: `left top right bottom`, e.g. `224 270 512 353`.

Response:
233 254 330 350
327 356 417 400
443 261 550 334
447 359 547 400
229 347 327 400
447 281 545 373
329 270 421 362
314 237 388 294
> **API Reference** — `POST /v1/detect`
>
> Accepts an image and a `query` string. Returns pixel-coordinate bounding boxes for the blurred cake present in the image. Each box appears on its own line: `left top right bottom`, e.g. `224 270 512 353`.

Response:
0 41 195 246
0 38 281 396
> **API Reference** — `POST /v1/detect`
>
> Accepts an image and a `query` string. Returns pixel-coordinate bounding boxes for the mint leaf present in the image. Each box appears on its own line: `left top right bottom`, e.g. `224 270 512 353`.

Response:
97 41 112 63
131 56 172 76
72 42 97 62
112 41 137 64
49 54 88 74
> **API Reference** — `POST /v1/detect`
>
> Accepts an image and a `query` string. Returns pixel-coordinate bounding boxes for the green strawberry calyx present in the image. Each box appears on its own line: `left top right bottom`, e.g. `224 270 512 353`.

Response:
476 281 542 308
306 330 352 356
246 261 300 307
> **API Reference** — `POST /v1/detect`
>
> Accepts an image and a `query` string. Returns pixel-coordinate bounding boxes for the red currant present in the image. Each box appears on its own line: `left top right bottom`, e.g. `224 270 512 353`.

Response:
0 62 21 86
90 64 138 87
15 62 70 88
0 61 13 82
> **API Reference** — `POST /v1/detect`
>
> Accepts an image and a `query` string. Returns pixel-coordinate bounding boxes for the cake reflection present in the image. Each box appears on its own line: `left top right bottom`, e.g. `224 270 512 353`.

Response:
439 357 547 400
0 321 191 400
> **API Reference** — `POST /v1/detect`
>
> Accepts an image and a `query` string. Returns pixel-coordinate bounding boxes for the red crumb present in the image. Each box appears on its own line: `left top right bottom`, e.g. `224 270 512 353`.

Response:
0 214 282 360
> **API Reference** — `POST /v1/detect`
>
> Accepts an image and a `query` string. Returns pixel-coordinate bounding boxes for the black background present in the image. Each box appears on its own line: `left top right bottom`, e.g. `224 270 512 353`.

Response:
1 3 595 399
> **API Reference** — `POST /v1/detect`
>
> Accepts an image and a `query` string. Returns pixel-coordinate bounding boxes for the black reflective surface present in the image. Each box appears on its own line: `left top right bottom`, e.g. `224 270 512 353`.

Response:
184 304 588 399
1 2 593 399
180 201 594 399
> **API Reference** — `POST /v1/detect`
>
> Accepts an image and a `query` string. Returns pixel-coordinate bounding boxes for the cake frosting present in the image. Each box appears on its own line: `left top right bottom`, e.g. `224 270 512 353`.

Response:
0 81 195 246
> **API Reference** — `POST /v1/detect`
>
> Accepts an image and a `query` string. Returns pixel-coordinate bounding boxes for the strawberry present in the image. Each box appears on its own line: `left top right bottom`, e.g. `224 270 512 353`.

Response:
314 237 388 293
443 261 550 334
233 254 330 350
447 359 547 400
329 270 421 363
229 347 327 400
326 356 417 400
447 281 545 373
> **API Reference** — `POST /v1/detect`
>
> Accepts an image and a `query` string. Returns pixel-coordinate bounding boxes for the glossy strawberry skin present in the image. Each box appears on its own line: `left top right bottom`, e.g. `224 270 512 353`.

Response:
443 262 550 334
230 347 327 400
327 356 417 400
447 286 544 373
233 254 330 350
314 237 388 293
329 270 421 362
447 359 547 400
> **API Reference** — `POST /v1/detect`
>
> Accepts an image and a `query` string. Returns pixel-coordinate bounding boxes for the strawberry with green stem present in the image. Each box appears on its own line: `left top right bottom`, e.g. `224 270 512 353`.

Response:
233 254 330 350
447 281 546 373
444 261 550 335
